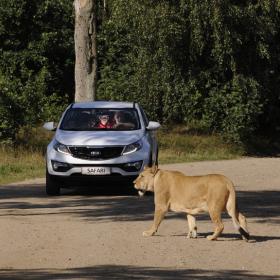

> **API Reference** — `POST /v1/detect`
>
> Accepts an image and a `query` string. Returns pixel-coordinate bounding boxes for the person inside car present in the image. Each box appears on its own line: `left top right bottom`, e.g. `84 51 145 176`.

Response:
113 111 135 129
96 114 114 129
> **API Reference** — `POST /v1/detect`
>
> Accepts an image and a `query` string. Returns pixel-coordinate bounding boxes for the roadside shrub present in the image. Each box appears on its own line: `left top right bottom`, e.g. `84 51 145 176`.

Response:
202 75 263 143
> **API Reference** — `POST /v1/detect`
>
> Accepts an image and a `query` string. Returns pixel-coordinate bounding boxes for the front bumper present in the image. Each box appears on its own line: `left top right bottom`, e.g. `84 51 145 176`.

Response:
46 148 150 177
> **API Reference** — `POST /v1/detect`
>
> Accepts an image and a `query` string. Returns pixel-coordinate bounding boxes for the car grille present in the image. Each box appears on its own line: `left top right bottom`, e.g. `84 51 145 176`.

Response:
68 146 124 160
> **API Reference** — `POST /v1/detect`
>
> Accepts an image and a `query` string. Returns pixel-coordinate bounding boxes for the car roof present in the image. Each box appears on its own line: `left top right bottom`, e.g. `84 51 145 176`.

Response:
72 101 136 109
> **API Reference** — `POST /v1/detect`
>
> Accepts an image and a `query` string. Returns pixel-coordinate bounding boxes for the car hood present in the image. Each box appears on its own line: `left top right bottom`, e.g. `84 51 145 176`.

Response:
55 129 144 146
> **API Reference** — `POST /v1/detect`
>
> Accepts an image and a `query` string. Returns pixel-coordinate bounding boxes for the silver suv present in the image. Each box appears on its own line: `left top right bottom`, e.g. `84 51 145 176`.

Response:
43 101 160 195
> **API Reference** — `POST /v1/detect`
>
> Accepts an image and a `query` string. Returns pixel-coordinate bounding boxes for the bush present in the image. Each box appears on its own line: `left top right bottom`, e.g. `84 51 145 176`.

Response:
202 75 263 143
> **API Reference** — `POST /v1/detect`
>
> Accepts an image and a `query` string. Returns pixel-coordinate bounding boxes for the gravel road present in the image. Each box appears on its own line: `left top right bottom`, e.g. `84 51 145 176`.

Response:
0 157 279 279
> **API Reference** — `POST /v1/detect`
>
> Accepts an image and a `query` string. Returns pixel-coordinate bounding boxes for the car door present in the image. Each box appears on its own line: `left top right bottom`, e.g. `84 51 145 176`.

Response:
139 105 158 166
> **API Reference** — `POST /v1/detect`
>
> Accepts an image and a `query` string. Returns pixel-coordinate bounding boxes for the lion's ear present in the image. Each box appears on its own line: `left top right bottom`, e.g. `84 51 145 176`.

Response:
151 164 158 175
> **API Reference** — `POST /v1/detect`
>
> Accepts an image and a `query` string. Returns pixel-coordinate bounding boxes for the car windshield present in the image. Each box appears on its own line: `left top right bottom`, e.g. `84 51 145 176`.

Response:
60 108 141 131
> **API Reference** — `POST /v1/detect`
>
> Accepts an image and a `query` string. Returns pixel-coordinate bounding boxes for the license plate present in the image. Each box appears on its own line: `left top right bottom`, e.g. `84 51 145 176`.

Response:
81 167 111 175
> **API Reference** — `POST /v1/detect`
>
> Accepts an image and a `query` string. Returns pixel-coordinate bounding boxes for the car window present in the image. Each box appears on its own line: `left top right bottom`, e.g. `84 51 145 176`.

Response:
60 108 141 131
139 106 149 127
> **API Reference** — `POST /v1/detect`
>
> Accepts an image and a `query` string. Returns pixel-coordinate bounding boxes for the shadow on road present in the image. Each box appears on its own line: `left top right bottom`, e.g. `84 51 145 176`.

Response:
0 182 279 228
0 182 156 222
191 232 280 243
0 265 279 280
0 181 139 199
237 190 280 225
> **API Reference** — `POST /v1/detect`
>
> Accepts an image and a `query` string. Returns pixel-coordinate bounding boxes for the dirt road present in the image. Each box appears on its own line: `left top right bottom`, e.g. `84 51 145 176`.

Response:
0 158 279 279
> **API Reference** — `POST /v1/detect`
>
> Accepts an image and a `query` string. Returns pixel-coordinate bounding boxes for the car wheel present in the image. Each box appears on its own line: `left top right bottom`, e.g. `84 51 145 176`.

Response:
46 169 60 196
124 179 138 195
148 152 153 167
155 147 159 166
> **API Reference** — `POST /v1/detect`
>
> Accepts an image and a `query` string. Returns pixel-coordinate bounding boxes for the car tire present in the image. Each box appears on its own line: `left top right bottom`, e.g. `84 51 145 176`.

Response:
148 153 153 167
123 179 137 195
46 169 60 196
155 147 159 166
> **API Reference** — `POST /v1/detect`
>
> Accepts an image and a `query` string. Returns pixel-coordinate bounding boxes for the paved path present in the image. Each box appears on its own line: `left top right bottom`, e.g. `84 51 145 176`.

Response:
0 158 279 279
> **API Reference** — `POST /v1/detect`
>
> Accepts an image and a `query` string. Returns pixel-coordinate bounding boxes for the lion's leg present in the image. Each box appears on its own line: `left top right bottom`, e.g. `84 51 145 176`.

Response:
207 211 224 241
238 212 248 232
186 214 197 238
238 212 250 240
143 208 167 237
227 202 250 240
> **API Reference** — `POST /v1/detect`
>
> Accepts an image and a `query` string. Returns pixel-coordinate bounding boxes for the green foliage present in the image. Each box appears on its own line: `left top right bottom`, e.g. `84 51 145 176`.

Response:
1 0 280 144
98 0 280 143
202 75 263 142
0 0 74 142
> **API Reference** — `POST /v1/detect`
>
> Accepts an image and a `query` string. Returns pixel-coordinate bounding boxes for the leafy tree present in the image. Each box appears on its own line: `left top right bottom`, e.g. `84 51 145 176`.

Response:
1 0 280 144
98 0 280 142
0 0 74 142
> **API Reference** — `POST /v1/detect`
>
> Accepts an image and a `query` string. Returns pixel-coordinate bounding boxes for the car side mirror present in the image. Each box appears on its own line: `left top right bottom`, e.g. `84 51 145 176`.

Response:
146 121 161 131
43 122 57 131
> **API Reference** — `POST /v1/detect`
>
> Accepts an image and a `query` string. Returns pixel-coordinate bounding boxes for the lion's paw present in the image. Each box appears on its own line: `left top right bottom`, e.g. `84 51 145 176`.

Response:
143 230 155 237
187 232 197 239
207 235 217 241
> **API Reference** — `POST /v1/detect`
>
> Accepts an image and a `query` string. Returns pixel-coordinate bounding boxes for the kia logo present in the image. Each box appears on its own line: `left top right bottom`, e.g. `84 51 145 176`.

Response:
91 151 101 156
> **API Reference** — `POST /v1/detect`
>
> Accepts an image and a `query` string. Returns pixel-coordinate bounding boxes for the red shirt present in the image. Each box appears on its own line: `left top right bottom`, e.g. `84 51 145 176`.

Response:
97 122 114 129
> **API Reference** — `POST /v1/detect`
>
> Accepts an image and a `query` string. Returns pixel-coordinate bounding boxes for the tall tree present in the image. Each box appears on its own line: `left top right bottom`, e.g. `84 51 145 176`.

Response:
74 0 97 102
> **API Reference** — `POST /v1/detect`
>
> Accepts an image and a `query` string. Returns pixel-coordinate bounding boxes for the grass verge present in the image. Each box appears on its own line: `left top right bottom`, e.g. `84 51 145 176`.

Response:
158 127 243 164
0 146 45 185
0 126 244 185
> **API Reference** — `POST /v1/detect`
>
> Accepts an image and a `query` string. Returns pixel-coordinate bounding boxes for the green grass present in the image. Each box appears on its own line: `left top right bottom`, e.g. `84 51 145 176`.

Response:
0 126 53 185
158 126 244 164
0 126 244 185
0 146 45 185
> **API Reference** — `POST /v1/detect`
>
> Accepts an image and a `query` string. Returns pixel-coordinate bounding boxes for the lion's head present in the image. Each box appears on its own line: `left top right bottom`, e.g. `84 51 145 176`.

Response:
133 165 158 196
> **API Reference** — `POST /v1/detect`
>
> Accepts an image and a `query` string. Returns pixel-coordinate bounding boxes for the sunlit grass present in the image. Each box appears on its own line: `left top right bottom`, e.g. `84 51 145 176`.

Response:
0 126 53 185
158 126 244 164
0 146 45 185
0 125 244 185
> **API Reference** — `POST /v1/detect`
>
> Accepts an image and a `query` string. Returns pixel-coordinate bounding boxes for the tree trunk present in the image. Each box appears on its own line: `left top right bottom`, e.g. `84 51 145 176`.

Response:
74 0 97 102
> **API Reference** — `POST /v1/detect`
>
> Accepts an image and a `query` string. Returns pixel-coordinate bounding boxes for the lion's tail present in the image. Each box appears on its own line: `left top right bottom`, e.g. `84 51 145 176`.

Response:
226 180 250 241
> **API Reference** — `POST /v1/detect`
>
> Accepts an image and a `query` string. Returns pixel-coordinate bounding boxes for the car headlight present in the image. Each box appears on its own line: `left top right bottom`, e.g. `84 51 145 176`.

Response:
122 140 142 155
51 160 72 172
53 140 71 155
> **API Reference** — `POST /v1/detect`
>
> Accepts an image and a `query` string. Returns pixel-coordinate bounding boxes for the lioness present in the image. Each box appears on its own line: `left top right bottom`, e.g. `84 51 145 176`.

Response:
134 166 250 241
